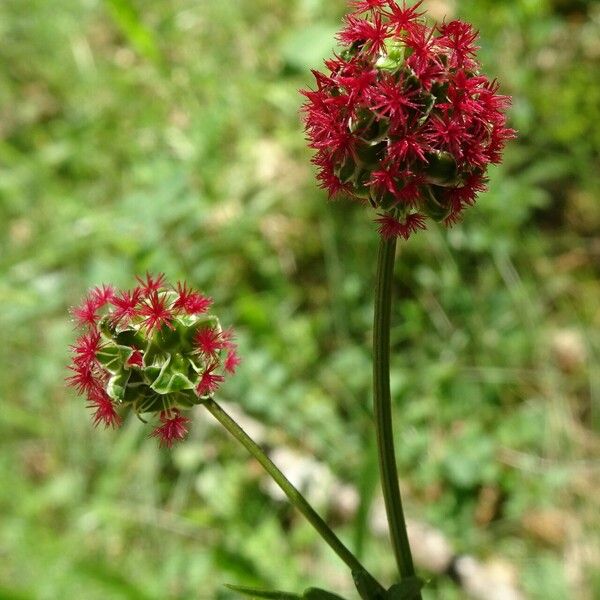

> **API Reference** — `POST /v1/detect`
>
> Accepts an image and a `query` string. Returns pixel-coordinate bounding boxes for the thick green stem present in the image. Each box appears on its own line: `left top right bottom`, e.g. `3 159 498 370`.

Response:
203 398 385 597
372 236 417 584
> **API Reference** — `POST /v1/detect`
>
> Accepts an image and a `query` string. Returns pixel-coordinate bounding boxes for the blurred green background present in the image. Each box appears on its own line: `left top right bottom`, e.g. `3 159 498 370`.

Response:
1 0 598 598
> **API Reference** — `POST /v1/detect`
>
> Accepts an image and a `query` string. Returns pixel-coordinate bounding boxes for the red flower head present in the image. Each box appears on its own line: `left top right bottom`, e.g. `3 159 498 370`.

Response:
301 0 515 238
67 275 240 447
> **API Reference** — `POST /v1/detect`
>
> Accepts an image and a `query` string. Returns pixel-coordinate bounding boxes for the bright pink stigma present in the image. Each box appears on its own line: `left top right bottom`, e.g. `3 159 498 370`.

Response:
110 287 143 327
136 272 166 297
88 389 122 429
139 291 174 334
172 281 213 315
196 363 225 396
195 327 225 358
376 212 427 240
224 350 241 374
151 410 191 448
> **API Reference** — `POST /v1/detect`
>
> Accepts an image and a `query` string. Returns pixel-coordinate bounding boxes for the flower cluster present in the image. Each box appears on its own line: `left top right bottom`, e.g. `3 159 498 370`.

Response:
67 274 240 447
301 0 515 238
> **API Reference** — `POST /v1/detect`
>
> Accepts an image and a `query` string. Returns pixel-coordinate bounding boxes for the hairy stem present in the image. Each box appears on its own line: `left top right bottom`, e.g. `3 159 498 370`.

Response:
372 236 417 584
203 398 385 597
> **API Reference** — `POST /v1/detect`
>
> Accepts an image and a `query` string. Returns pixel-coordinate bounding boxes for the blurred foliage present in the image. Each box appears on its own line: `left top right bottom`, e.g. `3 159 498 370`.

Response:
0 0 599 598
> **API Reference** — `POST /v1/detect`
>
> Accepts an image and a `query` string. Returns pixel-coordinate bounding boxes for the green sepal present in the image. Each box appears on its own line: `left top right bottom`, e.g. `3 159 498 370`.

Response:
180 314 219 349
150 353 196 395
142 352 170 385
335 155 358 184
377 189 399 211
224 584 300 599
341 41 362 61
152 371 196 395
385 577 425 599
99 318 117 339
376 39 405 72
121 381 151 406
376 55 401 73
430 80 449 102
142 341 168 369
350 108 390 145
358 117 390 145
133 390 165 414
350 107 375 133
352 171 373 200
355 142 386 168
423 151 461 187
96 344 135 374
114 328 144 348
131 389 199 415
421 185 452 222
106 368 131 401
417 92 436 126
152 324 182 353
170 389 202 408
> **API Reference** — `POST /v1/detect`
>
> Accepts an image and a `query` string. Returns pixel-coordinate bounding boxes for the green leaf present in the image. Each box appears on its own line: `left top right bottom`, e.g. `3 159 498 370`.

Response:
225 584 301 599
148 353 196 394
352 570 386 600
75 558 155 600
96 344 135 374
106 368 131 401
225 585 349 600
386 578 425 600
0 584 35 600
303 588 348 599
104 0 161 64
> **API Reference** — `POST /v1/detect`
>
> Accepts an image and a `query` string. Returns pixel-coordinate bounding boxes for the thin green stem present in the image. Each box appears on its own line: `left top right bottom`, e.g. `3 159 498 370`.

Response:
203 398 385 596
372 236 417 584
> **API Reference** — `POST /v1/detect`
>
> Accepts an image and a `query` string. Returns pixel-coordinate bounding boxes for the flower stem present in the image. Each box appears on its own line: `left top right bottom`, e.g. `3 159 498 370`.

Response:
203 398 385 597
372 236 417 584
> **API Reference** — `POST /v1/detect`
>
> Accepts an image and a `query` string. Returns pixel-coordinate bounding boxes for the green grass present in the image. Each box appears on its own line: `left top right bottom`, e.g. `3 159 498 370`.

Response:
1 0 599 598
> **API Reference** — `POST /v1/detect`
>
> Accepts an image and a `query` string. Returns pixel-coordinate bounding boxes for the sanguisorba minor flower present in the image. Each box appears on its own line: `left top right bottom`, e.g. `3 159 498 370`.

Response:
67 274 240 447
302 0 515 239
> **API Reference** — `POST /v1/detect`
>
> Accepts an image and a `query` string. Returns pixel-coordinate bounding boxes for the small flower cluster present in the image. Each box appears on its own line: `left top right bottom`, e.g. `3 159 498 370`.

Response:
302 0 515 238
67 274 240 447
